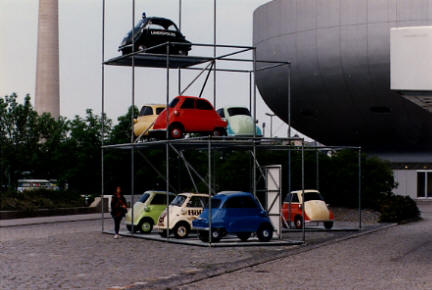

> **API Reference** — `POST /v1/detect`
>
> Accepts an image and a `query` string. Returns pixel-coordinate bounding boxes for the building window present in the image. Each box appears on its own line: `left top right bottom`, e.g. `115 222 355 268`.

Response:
417 171 432 198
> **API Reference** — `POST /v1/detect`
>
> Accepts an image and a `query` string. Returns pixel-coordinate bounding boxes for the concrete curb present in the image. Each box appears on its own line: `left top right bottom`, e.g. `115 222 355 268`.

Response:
120 223 397 289
0 214 110 228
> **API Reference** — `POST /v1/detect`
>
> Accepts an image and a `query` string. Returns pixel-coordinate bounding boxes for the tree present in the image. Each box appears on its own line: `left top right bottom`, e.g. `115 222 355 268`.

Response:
0 94 39 188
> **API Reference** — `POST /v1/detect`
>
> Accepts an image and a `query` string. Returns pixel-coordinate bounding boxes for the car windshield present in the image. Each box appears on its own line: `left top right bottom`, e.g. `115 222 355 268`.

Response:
168 98 180 108
227 107 251 116
146 19 178 31
170 195 186 206
304 192 324 202
156 107 165 114
203 198 221 209
138 193 150 203
139 106 153 116
122 19 146 41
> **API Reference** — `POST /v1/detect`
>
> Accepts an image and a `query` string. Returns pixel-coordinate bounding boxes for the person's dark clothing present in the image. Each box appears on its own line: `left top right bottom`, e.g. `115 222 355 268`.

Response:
111 192 127 235
111 193 127 218
114 216 122 235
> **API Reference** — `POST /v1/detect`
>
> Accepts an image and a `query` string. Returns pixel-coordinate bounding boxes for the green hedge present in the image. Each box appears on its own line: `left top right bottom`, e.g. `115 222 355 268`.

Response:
0 189 86 212
378 195 420 223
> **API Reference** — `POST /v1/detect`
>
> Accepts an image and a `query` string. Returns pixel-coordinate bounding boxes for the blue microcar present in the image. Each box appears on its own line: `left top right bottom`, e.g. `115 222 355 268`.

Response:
192 191 273 242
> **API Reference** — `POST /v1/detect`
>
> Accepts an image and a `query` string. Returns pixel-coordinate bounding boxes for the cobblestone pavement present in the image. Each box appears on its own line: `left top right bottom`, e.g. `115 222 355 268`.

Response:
0 211 380 289
178 203 432 289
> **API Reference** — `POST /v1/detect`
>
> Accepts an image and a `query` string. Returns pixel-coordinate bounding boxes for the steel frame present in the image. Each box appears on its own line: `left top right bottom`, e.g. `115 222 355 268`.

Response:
100 0 362 246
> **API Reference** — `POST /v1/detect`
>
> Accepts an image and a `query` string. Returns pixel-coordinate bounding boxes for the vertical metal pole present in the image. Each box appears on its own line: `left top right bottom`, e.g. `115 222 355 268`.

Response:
301 141 305 241
213 0 217 107
165 44 170 238
279 165 282 240
316 149 320 190
287 63 292 227
249 72 252 114
101 0 106 232
178 0 182 96
253 48 257 197
288 63 292 139
287 147 291 227
358 148 362 230
130 0 136 234
208 140 212 246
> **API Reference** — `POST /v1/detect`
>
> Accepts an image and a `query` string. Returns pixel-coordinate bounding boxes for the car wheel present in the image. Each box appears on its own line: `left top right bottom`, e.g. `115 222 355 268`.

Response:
294 216 303 229
257 224 273 242
237 232 251 242
178 49 188 56
126 225 132 232
174 222 190 239
138 218 153 234
198 231 209 242
210 229 223 243
324 221 333 230
212 128 226 137
169 124 184 139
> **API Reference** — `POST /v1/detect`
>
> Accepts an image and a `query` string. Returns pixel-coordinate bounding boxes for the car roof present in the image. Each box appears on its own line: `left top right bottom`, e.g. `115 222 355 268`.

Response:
141 104 166 108
214 191 253 199
178 192 209 197
143 190 175 195
290 190 320 194
175 95 207 100
147 17 176 25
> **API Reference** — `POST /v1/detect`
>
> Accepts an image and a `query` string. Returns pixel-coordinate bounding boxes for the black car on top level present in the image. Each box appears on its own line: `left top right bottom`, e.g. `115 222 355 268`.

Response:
118 13 192 56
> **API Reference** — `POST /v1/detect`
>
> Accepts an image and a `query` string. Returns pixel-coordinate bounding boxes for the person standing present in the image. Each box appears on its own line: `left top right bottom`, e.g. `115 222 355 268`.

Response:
111 186 127 239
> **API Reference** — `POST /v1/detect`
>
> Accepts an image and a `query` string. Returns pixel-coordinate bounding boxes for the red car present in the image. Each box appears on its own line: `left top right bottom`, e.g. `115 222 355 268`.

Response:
282 190 334 229
151 96 227 139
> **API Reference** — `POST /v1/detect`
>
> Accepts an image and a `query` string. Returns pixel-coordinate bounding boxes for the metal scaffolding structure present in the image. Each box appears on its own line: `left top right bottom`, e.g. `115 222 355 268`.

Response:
100 0 362 246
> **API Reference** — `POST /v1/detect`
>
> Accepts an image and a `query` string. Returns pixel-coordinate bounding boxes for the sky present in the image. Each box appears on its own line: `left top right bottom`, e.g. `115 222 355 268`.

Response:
0 0 304 138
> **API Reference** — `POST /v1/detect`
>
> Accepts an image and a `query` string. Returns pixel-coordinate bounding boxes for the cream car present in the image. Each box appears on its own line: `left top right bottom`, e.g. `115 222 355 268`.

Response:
154 192 209 239
133 104 166 137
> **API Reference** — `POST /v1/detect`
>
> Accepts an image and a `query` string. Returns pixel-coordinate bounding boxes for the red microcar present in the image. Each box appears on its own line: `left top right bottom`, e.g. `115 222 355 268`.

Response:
151 96 227 139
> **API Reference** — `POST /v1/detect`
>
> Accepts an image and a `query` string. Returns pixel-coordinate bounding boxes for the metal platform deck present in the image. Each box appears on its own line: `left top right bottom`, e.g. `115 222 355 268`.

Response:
104 230 303 247
104 53 213 68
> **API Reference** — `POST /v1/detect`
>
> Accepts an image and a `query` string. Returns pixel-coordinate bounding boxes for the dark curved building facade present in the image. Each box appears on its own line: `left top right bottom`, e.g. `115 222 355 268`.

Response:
253 0 432 152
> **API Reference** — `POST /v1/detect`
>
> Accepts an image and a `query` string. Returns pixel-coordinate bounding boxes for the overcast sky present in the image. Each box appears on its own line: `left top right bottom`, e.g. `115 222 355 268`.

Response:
0 0 304 138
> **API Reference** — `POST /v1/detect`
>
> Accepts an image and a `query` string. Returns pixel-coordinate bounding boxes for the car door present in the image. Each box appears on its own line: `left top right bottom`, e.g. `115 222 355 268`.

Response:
185 195 206 223
178 98 197 132
196 99 215 131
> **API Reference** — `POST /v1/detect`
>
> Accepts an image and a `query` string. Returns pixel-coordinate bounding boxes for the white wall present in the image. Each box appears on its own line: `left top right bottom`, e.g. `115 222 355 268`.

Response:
393 169 417 199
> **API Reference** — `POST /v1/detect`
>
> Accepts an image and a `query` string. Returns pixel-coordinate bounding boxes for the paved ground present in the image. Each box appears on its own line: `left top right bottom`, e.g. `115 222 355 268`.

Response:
0 208 383 289
179 202 432 289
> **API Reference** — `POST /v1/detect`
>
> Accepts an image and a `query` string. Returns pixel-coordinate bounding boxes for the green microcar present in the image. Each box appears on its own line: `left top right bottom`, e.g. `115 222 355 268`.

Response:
125 190 175 233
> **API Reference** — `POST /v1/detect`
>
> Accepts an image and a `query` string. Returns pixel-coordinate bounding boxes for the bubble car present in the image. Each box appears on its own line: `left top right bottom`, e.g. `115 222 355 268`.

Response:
282 190 334 229
193 191 274 242
154 192 209 239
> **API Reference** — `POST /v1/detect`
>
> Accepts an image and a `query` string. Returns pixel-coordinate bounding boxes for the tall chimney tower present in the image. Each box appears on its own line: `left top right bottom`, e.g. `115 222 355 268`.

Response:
35 0 60 118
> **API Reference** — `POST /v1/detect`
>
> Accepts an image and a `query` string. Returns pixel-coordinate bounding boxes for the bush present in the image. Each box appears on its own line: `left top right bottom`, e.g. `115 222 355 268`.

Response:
378 195 420 223
0 189 85 211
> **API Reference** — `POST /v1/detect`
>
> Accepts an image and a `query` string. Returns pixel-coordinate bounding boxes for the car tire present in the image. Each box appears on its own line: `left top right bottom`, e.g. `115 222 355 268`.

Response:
257 224 273 242
126 225 132 232
324 221 333 230
169 124 184 139
174 222 190 239
178 49 188 56
210 229 223 243
198 231 209 242
294 216 303 229
212 128 226 137
237 232 251 242
138 218 153 234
